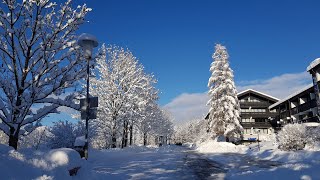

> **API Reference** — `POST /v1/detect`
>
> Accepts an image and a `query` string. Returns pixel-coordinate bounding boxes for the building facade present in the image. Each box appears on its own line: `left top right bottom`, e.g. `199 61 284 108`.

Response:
268 58 320 127
269 84 319 127
237 89 279 139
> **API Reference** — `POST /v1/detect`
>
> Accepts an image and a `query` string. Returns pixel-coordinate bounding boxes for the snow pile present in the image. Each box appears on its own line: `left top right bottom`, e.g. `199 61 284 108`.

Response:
0 144 83 179
196 140 247 153
45 148 82 169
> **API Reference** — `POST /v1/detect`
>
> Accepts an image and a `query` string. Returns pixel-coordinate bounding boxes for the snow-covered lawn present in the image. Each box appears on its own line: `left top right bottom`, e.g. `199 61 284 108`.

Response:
196 140 320 180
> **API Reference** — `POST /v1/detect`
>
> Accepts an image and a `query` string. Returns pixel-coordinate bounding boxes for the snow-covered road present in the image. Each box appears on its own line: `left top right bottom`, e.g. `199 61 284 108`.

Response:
77 145 196 179
75 145 319 180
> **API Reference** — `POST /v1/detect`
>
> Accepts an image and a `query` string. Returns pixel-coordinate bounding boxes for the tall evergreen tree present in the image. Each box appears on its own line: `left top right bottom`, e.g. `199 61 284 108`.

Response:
207 44 243 140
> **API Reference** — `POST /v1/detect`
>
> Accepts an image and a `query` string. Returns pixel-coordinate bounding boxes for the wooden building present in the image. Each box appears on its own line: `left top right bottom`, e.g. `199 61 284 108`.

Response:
237 89 279 139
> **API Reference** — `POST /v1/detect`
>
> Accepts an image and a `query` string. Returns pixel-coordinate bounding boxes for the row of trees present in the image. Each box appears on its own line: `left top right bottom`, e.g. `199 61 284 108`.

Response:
89 45 174 149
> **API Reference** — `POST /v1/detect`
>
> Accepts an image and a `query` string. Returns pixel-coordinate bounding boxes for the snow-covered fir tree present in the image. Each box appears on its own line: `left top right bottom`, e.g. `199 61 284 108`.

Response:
0 0 91 149
207 44 243 141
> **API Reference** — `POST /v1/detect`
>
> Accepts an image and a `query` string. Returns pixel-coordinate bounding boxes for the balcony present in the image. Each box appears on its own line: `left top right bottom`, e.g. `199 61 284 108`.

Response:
298 99 317 113
240 111 278 118
241 122 273 128
240 101 271 108
288 99 317 115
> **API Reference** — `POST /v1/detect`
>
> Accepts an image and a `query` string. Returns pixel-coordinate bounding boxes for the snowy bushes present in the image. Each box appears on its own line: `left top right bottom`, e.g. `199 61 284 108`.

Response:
277 124 308 151
307 126 320 142
48 121 85 149
277 124 320 151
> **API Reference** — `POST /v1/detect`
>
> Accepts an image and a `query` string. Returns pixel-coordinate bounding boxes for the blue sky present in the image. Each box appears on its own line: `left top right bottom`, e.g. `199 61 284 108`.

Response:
76 0 319 104
46 0 320 124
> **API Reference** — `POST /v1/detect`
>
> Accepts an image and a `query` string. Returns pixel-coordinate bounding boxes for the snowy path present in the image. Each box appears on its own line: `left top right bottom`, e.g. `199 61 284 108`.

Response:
184 150 227 179
201 152 282 179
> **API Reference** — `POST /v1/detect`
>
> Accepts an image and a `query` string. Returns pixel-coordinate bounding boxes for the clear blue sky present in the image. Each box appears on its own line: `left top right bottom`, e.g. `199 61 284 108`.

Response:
74 0 320 106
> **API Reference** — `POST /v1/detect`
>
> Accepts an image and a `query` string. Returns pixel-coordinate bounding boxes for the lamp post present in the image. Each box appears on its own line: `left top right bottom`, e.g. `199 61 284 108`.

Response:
78 33 98 159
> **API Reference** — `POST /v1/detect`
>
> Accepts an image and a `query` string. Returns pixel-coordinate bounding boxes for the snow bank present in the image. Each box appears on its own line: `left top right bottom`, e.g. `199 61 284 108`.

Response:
196 140 247 153
46 148 82 169
247 141 320 164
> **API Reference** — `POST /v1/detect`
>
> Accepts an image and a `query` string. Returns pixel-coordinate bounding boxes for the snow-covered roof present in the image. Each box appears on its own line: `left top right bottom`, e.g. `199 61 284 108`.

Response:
269 83 314 109
307 58 320 72
237 89 279 102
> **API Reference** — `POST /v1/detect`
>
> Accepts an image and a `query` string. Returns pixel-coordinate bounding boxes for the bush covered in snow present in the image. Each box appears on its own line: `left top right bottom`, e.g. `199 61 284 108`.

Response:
277 124 309 151
48 121 85 149
307 126 320 142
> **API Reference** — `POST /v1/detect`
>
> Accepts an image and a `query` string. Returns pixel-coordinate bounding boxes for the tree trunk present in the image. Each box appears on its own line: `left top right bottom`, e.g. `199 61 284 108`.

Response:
121 121 127 149
124 121 128 147
9 127 19 150
129 124 133 146
111 119 117 148
143 132 147 146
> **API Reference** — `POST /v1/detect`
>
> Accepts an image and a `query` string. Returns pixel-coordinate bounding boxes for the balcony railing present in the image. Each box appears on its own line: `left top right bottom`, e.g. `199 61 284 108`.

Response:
282 99 317 116
241 111 278 117
240 101 271 108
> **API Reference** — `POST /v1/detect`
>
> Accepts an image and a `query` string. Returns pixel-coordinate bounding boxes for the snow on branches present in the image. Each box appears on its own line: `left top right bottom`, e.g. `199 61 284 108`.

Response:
207 44 243 140
0 0 91 149
89 45 173 148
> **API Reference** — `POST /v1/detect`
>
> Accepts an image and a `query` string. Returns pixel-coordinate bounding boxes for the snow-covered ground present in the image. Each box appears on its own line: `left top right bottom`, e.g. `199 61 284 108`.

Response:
1 142 319 179
196 140 320 180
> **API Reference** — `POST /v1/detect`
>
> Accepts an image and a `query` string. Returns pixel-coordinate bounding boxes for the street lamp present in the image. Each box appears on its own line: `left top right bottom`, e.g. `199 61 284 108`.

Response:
78 33 98 159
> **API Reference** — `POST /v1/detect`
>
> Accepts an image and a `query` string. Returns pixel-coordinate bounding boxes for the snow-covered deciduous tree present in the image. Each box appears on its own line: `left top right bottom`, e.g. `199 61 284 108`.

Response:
90 45 159 148
0 0 91 149
207 44 243 141
173 118 208 145
277 124 308 151
19 126 50 149
48 120 84 149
